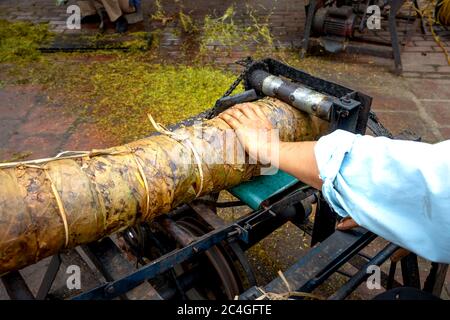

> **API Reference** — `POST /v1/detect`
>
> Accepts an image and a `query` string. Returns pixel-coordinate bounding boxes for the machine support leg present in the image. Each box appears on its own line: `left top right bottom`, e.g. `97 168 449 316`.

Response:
387 261 398 290
400 253 421 289
301 0 318 58
311 193 336 246
389 0 403 75
423 263 449 297
412 0 426 34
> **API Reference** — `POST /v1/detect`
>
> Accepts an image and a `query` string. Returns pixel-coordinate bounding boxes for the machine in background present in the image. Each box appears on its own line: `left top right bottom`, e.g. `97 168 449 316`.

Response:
301 0 425 74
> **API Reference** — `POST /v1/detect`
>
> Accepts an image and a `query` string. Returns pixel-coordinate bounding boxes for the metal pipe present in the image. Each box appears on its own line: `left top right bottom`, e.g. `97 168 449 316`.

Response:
328 243 398 300
247 69 334 120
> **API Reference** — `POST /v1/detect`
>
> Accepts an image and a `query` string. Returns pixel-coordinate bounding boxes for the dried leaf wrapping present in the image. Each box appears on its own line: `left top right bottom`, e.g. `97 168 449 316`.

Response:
0 98 328 275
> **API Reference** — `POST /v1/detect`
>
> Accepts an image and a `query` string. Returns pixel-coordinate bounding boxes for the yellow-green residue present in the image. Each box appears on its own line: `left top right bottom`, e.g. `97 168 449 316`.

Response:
0 19 54 62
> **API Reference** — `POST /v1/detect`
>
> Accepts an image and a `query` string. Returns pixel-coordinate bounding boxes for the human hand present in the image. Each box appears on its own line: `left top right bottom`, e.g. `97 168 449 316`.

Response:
219 103 279 164
336 217 359 230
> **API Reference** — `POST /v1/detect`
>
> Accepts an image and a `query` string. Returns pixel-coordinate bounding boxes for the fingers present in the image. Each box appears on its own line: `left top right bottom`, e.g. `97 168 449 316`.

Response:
252 106 273 129
219 109 249 130
336 217 359 231
220 103 272 130
219 113 242 130
235 103 273 129
233 104 259 120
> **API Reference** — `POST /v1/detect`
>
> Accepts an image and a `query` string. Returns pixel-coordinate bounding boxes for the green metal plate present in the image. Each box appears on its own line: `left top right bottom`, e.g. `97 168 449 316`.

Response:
229 170 299 210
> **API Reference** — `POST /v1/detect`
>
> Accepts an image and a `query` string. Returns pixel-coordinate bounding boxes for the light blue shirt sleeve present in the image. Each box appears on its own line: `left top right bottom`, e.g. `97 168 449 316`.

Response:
314 129 450 263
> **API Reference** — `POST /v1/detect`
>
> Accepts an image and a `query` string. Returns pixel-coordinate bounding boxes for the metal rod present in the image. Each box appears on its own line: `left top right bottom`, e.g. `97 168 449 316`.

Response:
1 271 35 300
401 253 421 289
36 254 61 300
328 243 399 300
423 263 449 297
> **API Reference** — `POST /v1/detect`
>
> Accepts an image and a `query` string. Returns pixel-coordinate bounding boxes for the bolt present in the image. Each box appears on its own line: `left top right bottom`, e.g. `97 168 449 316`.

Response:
311 105 318 112
340 110 349 117
106 285 115 294
341 97 351 104
289 94 295 102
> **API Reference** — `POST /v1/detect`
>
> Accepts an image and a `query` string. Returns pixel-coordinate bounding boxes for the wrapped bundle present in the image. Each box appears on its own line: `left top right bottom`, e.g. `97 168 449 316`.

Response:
0 97 327 275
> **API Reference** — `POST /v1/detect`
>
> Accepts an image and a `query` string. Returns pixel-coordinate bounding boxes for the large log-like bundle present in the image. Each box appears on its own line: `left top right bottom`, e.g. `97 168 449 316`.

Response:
0 97 328 275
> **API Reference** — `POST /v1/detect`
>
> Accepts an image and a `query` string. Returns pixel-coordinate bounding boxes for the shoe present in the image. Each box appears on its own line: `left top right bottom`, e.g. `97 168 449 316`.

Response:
80 14 100 24
115 15 128 33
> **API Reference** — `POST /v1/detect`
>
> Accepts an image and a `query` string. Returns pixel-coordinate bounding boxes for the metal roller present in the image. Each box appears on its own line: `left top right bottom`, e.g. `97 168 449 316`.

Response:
247 69 334 120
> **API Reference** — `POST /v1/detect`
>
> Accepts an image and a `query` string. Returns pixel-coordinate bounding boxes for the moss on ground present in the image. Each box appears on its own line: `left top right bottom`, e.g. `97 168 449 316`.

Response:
0 19 54 62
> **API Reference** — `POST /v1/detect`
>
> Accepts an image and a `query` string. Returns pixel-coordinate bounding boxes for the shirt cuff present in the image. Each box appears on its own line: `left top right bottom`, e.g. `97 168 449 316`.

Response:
314 129 358 218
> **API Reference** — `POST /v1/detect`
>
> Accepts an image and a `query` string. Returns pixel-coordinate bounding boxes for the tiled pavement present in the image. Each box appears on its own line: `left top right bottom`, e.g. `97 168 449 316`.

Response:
0 0 70 33
0 0 450 299
403 32 450 79
0 85 118 162
368 78 450 142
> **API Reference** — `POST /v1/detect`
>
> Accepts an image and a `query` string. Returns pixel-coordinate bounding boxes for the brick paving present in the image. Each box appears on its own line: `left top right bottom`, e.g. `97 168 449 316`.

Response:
0 84 118 162
0 0 69 32
0 0 450 299
403 32 450 79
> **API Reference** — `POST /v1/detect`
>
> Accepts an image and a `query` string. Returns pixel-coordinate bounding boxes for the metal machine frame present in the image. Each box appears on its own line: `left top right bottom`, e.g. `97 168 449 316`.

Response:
301 0 425 75
1 58 447 300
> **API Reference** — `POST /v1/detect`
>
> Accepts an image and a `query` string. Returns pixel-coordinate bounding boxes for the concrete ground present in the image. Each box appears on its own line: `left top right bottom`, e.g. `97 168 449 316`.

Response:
0 0 449 300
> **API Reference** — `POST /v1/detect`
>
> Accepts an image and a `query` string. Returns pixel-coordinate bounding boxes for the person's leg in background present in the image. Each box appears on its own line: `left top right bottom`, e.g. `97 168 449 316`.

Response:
100 0 135 33
77 0 101 19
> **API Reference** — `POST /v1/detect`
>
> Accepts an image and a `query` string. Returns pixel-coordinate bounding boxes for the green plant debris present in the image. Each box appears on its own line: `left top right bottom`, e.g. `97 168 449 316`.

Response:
5 51 243 144
200 6 241 49
178 9 197 34
151 0 173 25
88 59 243 142
198 5 275 56
0 19 54 62
120 32 150 52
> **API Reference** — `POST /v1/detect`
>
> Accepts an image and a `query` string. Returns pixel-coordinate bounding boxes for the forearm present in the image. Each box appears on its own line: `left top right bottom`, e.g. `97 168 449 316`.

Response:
316 130 450 263
276 141 323 190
